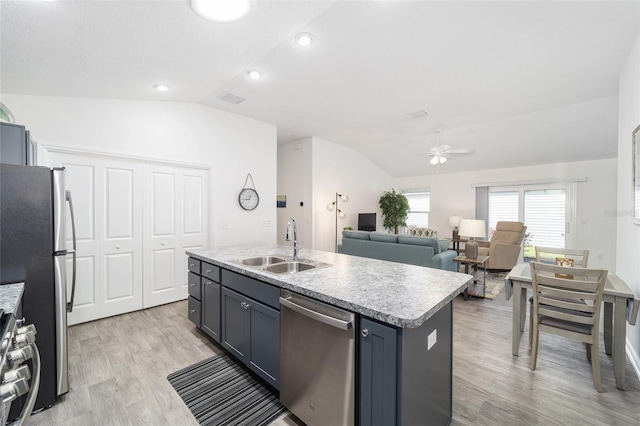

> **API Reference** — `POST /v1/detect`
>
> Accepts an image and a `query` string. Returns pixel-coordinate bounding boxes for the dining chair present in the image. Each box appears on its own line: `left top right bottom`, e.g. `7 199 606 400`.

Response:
529 247 590 342
529 261 608 392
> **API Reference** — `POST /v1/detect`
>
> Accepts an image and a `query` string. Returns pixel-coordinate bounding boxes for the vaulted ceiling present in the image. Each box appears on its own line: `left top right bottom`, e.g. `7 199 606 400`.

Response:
2 1 639 177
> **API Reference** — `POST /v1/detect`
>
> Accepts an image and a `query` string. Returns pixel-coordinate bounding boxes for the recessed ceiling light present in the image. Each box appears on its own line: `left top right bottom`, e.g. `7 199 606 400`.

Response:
247 69 263 79
295 32 314 47
191 0 252 23
153 84 169 91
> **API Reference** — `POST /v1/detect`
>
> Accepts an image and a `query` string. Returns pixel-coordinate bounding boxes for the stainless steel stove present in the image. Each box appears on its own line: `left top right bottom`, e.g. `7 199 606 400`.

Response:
0 310 40 426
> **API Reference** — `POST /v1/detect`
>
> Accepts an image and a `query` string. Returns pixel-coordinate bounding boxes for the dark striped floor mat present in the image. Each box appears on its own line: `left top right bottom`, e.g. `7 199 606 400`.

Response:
167 353 286 426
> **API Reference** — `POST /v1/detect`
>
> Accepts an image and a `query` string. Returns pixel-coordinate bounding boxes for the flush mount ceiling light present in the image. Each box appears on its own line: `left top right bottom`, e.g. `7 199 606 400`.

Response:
246 69 263 79
153 84 169 91
191 0 252 23
295 32 314 46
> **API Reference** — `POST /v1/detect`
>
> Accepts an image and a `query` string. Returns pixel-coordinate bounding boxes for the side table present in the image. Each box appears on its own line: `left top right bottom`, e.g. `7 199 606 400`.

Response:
454 255 489 299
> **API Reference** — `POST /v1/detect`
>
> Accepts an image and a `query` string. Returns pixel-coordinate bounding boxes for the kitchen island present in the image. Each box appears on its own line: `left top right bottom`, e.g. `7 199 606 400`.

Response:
186 244 472 426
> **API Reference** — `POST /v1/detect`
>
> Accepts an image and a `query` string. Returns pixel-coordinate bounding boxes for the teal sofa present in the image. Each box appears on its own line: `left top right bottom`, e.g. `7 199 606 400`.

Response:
339 230 458 272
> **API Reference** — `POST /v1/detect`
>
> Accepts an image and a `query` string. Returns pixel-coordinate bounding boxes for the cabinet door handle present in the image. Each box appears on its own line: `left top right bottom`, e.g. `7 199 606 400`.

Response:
190 283 196 287
190 309 196 314
189 263 196 267
204 281 212 286
240 302 250 310
206 269 213 273
361 329 369 337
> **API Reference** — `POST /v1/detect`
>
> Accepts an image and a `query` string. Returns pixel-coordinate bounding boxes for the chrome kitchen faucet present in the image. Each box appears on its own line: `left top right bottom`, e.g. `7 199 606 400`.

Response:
285 218 299 260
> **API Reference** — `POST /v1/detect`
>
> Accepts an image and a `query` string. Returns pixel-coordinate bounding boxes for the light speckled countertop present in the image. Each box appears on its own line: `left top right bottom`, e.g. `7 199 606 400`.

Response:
187 244 472 328
0 282 24 314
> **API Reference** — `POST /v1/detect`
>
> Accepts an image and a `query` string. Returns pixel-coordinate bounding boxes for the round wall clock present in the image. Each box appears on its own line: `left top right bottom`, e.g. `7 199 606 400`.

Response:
239 173 259 211
239 187 259 210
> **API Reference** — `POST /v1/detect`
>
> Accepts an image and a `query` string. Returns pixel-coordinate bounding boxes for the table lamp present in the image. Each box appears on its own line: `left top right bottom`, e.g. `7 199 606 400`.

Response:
458 219 486 259
448 215 462 239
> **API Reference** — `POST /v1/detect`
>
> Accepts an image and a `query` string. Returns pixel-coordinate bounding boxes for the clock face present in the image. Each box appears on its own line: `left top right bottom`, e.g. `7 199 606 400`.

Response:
239 188 259 211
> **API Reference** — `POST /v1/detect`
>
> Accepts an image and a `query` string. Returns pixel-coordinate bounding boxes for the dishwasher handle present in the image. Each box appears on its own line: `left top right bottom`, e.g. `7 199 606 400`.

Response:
280 296 353 331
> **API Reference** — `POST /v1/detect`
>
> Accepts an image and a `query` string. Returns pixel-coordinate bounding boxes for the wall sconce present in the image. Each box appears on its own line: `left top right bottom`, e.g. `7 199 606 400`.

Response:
327 192 348 252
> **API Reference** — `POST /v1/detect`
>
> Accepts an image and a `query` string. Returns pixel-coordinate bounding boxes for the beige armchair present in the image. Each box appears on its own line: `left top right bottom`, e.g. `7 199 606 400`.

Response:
477 221 527 270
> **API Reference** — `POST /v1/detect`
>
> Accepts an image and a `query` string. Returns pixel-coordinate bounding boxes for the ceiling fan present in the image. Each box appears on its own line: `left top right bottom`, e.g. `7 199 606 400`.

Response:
425 129 474 165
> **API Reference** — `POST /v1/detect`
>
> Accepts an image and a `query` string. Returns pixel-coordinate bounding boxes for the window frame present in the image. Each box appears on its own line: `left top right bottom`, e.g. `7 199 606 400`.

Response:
403 191 431 229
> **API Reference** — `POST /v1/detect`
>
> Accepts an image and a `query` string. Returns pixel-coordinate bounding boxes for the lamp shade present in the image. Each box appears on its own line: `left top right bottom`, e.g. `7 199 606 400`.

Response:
458 219 486 239
448 215 462 228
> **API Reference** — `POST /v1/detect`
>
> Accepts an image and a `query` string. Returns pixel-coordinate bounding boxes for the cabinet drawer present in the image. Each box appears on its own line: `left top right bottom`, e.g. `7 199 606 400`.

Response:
188 257 201 275
188 297 201 328
188 272 201 300
221 269 280 310
202 262 220 282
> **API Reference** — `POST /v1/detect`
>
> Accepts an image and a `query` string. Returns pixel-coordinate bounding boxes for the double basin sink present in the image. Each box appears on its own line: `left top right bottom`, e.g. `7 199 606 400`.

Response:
236 255 331 275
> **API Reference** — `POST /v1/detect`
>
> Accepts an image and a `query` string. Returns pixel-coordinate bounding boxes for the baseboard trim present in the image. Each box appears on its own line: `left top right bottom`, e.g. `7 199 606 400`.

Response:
627 339 640 381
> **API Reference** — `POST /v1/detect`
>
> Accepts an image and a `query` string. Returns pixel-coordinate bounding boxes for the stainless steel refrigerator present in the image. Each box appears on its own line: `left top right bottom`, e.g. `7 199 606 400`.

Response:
0 163 77 415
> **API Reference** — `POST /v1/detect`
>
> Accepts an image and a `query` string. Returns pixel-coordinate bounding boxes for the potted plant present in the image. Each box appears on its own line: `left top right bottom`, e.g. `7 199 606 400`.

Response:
378 189 410 234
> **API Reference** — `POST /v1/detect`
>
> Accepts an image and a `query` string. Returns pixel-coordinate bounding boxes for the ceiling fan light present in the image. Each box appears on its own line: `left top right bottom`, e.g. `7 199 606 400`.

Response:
191 0 252 23
429 156 438 166
439 156 447 164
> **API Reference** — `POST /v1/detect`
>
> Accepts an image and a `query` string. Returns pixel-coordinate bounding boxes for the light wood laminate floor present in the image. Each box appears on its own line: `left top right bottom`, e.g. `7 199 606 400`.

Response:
28 294 639 425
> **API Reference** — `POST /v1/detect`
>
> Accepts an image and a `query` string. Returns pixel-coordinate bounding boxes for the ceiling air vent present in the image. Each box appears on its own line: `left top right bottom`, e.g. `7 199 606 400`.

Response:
406 110 430 119
218 92 246 104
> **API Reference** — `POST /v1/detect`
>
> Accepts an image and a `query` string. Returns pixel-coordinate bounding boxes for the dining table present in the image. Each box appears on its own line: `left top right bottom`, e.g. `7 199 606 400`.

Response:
505 262 640 390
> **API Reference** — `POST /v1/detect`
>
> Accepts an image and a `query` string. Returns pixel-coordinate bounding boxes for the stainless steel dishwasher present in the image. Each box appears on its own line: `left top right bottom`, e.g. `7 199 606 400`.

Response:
279 289 355 426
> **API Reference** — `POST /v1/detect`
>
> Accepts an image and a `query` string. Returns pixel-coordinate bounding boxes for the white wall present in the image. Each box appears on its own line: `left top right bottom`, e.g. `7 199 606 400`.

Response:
616 33 640 376
277 138 313 248
310 137 393 252
2 94 278 247
394 158 618 271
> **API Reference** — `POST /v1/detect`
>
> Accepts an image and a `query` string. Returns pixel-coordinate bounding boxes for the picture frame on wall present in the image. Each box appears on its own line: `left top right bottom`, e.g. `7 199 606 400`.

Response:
634 124 640 225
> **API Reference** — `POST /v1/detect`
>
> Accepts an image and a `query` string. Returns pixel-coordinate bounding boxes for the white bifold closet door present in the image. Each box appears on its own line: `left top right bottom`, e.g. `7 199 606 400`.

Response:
44 150 208 325
143 164 208 308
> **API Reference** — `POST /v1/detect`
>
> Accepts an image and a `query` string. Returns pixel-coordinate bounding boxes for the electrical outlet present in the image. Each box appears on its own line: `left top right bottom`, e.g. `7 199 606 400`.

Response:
427 329 437 351
263 220 271 227
223 221 230 229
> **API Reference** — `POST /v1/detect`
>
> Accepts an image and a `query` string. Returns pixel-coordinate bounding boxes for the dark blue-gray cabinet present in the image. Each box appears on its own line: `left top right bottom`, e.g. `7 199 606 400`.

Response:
221 287 280 390
187 258 221 342
360 317 398 426
0 122 31 165
201 279 221 342
359 301 453 426
187 257 280 390
187 259 202 327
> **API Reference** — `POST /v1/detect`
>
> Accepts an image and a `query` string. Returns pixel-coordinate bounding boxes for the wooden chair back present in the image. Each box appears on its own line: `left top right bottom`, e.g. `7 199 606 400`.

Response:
535 246 589 267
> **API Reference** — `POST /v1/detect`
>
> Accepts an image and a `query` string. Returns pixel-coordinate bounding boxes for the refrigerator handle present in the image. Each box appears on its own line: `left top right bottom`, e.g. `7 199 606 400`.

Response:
66 190 77 313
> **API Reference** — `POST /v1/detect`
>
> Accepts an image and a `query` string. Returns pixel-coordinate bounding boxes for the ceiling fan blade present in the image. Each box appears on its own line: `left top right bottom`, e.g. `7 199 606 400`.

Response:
446 148 474 154
439 144 451 152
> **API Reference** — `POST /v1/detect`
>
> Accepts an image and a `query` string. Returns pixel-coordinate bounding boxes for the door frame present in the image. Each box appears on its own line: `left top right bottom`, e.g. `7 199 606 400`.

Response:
36 143 214 249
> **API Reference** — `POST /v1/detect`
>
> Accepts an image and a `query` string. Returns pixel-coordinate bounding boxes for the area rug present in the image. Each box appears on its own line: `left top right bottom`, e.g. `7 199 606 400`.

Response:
465 271 508 300
167 353 286 426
